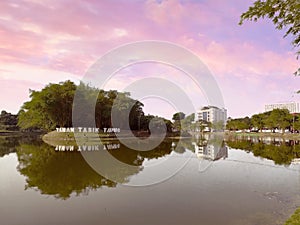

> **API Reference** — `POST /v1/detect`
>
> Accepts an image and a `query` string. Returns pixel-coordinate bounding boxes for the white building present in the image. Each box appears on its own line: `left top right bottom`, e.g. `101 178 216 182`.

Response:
194 106 227 126
265 102 299 113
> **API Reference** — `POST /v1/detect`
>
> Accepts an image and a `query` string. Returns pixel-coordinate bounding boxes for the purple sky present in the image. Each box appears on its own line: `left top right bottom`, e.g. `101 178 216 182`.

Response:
0 0 299 119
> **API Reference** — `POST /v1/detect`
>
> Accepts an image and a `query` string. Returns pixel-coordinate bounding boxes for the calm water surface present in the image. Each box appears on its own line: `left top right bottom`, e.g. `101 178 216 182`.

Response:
1 134 300 225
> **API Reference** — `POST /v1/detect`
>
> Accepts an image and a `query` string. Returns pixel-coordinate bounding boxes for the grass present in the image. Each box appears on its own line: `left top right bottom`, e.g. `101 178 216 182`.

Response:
285 208 300 225
42 131 115 146
42 130 189 147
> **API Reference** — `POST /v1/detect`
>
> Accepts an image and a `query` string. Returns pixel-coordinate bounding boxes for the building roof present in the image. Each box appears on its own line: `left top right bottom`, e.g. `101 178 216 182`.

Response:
201 106 221 110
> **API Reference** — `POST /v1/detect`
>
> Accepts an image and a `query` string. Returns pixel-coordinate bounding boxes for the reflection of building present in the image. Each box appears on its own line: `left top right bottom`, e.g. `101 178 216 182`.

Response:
265 102 299 113
192 142 228 161
194 106 227 126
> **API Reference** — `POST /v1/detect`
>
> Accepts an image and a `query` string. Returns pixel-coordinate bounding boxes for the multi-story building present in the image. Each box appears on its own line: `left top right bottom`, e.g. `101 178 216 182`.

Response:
265 102 299 113
194 106 227 126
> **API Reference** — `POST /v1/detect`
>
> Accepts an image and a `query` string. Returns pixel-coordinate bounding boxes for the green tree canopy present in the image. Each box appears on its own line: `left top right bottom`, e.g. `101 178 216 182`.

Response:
0 110 18 131
18 80 76 130
181 113 195 131
171 112 186 132
172 112 185 121
251 113 267 131
266 108 292 132
226 117 251 131
228 109 294 132
17 80 171 133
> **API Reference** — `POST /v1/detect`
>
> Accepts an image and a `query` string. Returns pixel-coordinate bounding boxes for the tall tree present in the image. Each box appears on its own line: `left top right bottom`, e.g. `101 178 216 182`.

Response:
172 112 185 121
266 108 292 132
18 81 76 130
181 113 195 131
172 112 186 131
251 113 266 132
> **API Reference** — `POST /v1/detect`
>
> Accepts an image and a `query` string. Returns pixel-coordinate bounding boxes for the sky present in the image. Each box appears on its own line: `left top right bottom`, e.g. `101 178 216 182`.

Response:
0 0 299 119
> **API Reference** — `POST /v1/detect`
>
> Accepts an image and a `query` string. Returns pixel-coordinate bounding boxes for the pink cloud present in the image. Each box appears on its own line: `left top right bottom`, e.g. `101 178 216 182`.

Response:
185 38 298 79
0 0 298 117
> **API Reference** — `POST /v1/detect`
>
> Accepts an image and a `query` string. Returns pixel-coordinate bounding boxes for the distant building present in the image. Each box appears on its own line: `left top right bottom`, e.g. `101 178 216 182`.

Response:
265 102 299 113
194 106 227 126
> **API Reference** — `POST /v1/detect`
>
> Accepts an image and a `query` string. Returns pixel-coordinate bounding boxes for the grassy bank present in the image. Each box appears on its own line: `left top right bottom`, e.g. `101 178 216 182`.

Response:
42 130 119 146
225 131 300 140
42 130 190 146
0 130 44 137
34 130 300 146
285 208 300 225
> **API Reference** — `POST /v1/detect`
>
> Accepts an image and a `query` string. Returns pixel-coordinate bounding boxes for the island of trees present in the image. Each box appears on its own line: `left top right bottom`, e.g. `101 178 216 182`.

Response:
0 80 195 137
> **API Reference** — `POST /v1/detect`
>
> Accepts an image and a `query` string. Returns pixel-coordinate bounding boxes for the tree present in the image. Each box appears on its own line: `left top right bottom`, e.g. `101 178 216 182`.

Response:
18 81 76 130
172 112 186 131
0 110 18 130
251 113 266 132
181 113 195 131
18 80 172 134
265 108 292 133
240 0 300 75
294 117 300 131
172 112 185 121
226 117 251 131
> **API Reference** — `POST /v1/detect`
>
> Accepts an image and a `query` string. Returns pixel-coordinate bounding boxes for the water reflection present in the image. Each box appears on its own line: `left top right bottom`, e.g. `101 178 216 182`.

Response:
226 136 300 165
192 136 228 161
190 135 228 173
2 134 300 225
16 142 117 199
14 139 178 198
2 134 300 200
0 134 231 199
0 134 42 157
14 135 227 197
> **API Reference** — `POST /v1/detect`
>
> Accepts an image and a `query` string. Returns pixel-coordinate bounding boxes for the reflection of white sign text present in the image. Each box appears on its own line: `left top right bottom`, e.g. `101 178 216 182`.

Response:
55 144 120 151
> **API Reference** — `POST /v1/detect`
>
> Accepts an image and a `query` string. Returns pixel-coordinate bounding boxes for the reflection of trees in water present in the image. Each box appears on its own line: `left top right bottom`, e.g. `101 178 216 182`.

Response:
16 143 117 199
0 136 18 157
0 134 42 157
109 140 174 166
15 139 175 199
172 139 193 154
226 137 300 165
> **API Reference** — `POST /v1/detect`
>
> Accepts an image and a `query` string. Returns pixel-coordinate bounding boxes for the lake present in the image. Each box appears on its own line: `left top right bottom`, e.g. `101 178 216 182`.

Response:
1 133 300 225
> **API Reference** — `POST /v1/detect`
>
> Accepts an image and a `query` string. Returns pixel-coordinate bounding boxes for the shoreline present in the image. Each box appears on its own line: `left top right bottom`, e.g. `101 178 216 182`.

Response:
0 130 44 137
224 131 300 140
41 130 192 146
3 130 300 141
